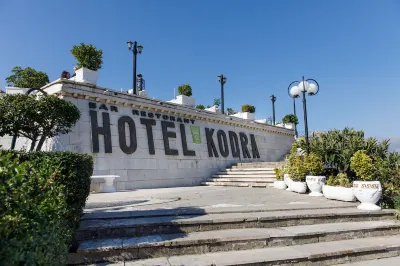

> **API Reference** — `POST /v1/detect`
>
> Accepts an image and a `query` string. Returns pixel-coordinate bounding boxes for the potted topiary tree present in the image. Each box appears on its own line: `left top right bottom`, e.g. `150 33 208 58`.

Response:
351 150 382 210
273 167 287 190
240 104 256 120
323 173 355 201
71 43 103 85
176 84 195 106
288 155 308 193
282 114 298 130
305 153 326 196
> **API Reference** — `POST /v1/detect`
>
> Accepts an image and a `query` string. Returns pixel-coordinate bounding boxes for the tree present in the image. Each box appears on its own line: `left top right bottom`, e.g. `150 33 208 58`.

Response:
196 104 205 110
6 66 49 88
71 43 103 71
0 94 80 151
213 98 221 107
227 108 236 115
177 84 192 96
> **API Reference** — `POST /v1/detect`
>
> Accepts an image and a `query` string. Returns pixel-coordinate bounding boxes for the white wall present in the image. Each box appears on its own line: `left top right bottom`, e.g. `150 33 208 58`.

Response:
0 80 294 190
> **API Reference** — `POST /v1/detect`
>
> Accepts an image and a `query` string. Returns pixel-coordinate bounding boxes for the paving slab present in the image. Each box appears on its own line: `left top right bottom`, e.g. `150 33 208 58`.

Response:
84 187 357 215
334 256 400 265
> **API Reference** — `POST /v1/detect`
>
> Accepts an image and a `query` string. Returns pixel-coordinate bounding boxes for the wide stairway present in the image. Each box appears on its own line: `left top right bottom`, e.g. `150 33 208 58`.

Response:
201 161 284 188
69 206 400 265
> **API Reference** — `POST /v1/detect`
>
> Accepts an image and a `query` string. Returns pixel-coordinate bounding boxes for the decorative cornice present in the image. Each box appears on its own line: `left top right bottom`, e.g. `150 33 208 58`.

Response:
55 86 295 137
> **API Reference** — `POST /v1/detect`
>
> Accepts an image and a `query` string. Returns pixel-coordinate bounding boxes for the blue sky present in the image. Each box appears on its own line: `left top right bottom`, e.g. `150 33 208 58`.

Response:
1 0 400 140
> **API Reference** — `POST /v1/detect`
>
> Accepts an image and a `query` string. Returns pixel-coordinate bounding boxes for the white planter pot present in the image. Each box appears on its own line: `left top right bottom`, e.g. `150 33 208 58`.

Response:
274 180 287 190
284 174 292 191
323 185 356 202
352 181 382 211
306 176 326 197
75 67 98 85
291 181 307 194
284 123 295 130
276 123 284 127
176 95 196 106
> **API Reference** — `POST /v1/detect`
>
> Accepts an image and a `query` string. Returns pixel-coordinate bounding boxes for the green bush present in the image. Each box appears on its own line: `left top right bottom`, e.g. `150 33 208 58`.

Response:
71 43 103 71
177 84 192 96
288 156 307 182
0 150 93 265
274 167 283 181
196 104 205 110
282 114 298 124
350 150 375 181
305 153 324 176
241 104 256 113
326 173 352 187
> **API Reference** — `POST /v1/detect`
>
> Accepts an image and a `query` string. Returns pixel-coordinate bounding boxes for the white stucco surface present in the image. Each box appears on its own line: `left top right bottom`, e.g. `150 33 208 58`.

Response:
0 80 294 190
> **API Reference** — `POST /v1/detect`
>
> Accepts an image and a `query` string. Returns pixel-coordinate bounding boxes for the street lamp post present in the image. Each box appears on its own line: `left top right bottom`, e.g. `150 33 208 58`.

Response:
287 76 320 154
217 74 227 114
270 95 276 125
287 81 300 138
127 41 143 95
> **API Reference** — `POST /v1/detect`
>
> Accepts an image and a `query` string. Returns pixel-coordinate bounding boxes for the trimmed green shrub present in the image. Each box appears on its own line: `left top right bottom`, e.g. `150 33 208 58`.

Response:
0 150 93 265
71 43 103 71
304 153 324 176
177 84 192 96
326 173 352 187
196 104 205 110
241 104 256 113
350 150 375 181
274 167 283 181
282 114 298 124
288 156 307 182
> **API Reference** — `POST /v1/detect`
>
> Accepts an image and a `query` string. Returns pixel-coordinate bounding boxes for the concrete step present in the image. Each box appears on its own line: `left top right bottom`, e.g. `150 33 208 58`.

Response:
114 235 400 266
207 178 275 183
224 167 276 172
212 174 275 178
231 165 283 169
69 220 400 264
216 171 275 175
232 162 285 167
75 208 395 242
202 181 270 187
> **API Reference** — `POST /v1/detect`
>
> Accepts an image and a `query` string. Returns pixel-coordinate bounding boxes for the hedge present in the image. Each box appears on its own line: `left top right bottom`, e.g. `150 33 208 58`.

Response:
0 150 93 265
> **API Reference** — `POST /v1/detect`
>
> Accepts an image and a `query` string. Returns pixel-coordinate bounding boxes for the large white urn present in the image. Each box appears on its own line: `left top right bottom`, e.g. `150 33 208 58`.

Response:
284 174 293 191
322 185 356 202
306 176 326 197
352 181 382 211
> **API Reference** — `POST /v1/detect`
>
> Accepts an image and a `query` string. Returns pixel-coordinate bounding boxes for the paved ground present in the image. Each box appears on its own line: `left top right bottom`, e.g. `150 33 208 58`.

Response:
85 186 357 214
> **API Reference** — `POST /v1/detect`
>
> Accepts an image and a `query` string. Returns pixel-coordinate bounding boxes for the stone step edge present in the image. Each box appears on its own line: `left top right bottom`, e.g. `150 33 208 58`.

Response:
81 206 357 221
212 173 276 179
71 234 400 266
224 168 276 171
207 178 275 182
201 182 270 187
78 209 395 231
76 220 400 253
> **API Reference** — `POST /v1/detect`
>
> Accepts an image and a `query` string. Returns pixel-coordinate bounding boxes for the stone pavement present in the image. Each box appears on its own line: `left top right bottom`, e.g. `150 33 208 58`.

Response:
84 186 357 214
75 187 400 265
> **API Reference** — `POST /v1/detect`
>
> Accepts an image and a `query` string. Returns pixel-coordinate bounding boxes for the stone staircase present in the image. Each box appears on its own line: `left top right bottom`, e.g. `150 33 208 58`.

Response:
201 161 284 188
68 206 400 265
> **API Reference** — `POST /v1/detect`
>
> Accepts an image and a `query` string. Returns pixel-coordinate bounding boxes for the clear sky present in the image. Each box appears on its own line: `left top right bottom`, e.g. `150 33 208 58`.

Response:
1 0 400 140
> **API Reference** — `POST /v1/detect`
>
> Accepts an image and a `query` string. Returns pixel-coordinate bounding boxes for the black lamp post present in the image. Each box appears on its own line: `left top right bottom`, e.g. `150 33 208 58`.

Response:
270 95 276 125
127 41 143 95
217 74 227 114
287 81 299 138
288 76 320 154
